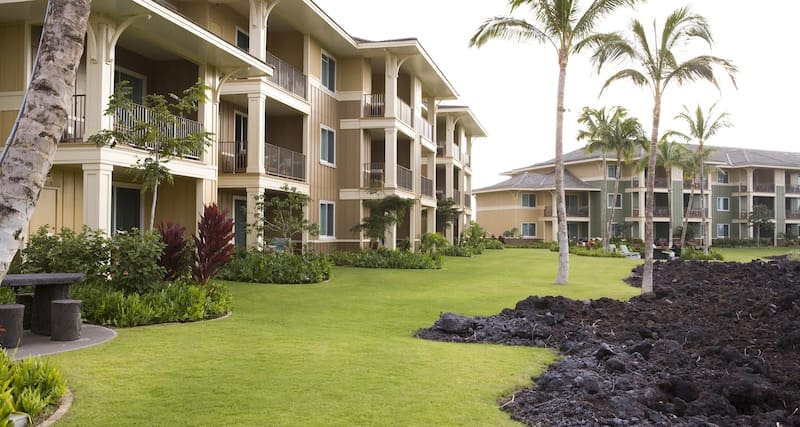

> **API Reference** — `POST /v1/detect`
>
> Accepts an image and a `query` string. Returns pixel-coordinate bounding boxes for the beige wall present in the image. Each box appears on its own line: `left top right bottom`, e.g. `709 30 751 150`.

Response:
338 58 370 92
207 4 247 45
175 1 210 28
147 176 199 234
307 37 322 81
267 116 303 152
0 22 25 92
0 111 19 144
267 30 304 69
567 162 603 180
218 101 245 142
476 190 548 238
28 166 84 236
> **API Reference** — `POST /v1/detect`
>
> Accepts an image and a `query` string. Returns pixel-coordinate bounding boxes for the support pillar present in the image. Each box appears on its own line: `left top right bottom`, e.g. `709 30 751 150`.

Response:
248 0 280 61
246 187 263 248
746 168 754 239
409 202 420 250
427 207 436 236
385 128 397 188
198 65 219 166
82 163 114 234
195 179 217 221
384 53 398 118
247 93 267 174
84 21 116 138
385 224 397 250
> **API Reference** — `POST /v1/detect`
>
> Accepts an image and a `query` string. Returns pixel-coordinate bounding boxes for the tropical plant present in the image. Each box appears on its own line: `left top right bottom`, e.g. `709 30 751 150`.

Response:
678 149 701 249
470 0 638 284
586 6 737 293
108 229 166 294
250 184 319 251
193 203 235 287
578 106 612 250
89 81 213 231
420 232 449 254
435 197 462 237
748 204 774 247
0 0 90 281
673 103 732 254
647 136 688 245
157 221 192 281
502 227 518 238
353 196 416 247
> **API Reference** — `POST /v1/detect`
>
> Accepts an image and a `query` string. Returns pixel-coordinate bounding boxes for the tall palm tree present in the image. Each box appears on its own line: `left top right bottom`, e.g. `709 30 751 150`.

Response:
578 107 612 251
0 0 91 280
673 103 732 254
652 137 688 245
470 0 637 284
679 149 702 248
584 7 737 294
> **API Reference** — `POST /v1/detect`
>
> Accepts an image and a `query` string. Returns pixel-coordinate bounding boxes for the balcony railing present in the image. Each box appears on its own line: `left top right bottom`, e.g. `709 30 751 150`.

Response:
436 145 445 157
632 208 640 217
218 141 248 173
738 183 748 192
265 143 305 181
654 207 670 217
787 210 800 220
464 192 471 207
421 176 434 197
754 183 775 193
630 178 640 188
683 180 706 190
397 164 413 191
545 206 589 217
686 208 708 218
364 162 385 188
114 102 203 160
418 116 433 141
362 94 413 127
453 189 462 205
453 148 461 162
787 185 800 194
266 52 307 99
396 98 413 127
740 211 749 220
61 94 85 141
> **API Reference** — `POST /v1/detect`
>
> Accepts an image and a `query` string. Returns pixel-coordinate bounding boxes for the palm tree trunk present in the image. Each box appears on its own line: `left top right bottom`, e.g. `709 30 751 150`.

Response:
666 168 673 246
699 141 708 254
0 0 91 280
149 180 158 231
681 186 695 248
609 152 623 248
554 50 569 284
642 97 661 294
601 154 608 252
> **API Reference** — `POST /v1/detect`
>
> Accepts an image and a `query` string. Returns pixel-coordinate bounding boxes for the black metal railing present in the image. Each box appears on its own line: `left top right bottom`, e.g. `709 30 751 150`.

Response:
218 141 248 173
265 142 305 180
61 94 85 141
421 176 433 197
364 162 385 188
266 52 307 99
397 164 413 191
114 102 203 160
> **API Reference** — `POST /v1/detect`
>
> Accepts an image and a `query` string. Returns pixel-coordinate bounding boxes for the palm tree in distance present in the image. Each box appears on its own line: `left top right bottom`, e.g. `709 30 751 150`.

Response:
673 103 732 254
578 107 612 251
650 137 688 246
584 7 737 294
470 0 638 284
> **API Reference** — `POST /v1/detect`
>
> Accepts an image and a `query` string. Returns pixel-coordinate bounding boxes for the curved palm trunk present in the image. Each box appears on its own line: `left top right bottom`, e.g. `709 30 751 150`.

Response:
608 151 623 248
149 180 159 231
699 141 708 254
680 185 696 248
554 51 569 284
642 98 661 294
0 0 91 280
601 154 608 252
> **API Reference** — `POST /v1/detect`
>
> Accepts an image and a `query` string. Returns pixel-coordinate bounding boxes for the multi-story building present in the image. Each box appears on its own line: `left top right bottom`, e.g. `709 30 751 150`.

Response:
0 0 483 251
475 145 800 244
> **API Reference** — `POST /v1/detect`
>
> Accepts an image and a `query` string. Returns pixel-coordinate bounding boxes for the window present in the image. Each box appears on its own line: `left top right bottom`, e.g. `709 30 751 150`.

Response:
611 223 623 238
607 164 618 179
111 186 141 233
716 223 730 238
113 68 145 104
236 28 250 51
321 53 336 92
717 170 728 184
521 223 536 237
607 193 622 209
320 202 335 237
320 126 335 164
716 197 730 212
521 193 536 207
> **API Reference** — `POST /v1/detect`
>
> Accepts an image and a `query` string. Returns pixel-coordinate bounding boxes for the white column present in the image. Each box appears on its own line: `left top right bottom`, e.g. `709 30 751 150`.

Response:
445 116 455 157
409 202 419 250
248 0 279 61
385 224 397 250
384 128 397 188
427 207 436 236
746 168 754 238
198 65 218 166
195 179 217 223
246 187 263 248
247 93 267 174
384 53 398 118
84 21 116 138
82 163 114 234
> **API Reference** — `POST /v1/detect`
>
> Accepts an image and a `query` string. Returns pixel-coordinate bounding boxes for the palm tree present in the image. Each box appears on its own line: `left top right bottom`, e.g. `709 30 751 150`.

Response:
0 0 91 280
652 136 688 245
678 149 701 248
578 107 612 251
673 103 732 254
584 7 737 294
470 0 637 284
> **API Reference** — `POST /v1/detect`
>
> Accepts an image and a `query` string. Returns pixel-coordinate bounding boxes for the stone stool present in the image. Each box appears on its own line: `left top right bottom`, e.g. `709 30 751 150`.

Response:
50 299 82 342
0 304 25 348
14 293 33 330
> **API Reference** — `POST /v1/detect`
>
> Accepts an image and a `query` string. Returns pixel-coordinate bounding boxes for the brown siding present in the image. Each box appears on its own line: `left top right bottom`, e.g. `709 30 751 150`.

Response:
336 200 361 239
206 4 247 45
1 110 19 144
338 58 369 92
28 167 84 236
267 115 303 152
267 30 304 70
149 177 198 233
337 129 361 189
0 22 25 91
218 101 243 142
307 85 339 223
175 1 211 28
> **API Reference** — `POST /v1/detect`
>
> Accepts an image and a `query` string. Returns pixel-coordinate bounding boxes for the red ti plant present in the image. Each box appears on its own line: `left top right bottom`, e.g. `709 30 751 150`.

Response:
157 221 191 281
193 203 234 286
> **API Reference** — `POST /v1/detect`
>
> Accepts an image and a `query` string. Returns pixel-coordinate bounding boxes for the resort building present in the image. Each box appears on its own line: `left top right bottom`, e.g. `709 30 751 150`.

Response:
0 0 484 251
475 145 800 245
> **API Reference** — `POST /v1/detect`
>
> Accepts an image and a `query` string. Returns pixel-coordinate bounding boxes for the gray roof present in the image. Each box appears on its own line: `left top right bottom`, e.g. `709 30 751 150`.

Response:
508 144 800 173
474 170 598 193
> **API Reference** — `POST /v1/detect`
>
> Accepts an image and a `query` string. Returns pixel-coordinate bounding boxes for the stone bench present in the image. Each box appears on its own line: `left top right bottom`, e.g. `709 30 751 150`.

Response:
0 304 25 348
50 299 82 342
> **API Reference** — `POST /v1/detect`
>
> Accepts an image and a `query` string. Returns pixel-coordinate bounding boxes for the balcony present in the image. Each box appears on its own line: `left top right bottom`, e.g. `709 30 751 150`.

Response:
436 145 445 157
61 94 86 142
362 94 414 127
787 210 800 220
363 163 413 191
464 192 471 207
787 185 800 194
738 184 748 192
114 102 203 160
683 180 706 190
266 52 307 99
654 207 670 217
453 189 461 205
753 183 775 193
452 148 461 163
545 206 589 217
686 208 708 218
421 176 434 197
418 116 433 141
218 141 305 180
739 211 748 220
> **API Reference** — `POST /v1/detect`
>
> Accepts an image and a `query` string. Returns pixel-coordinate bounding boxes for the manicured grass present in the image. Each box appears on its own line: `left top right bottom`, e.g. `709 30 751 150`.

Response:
51 250 640 426
713 246 795 262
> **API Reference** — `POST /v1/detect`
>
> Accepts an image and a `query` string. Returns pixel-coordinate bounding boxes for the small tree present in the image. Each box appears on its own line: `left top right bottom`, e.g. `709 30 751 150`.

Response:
462 221 487 250
250 185 318 252
353 195 416 248
89 81 213 231
436 197 462 233
193 203 234 287
748 204 774 247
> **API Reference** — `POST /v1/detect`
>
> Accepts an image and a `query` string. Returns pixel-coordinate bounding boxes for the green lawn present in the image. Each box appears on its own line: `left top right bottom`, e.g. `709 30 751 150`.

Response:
714 246 794 262
50 249 639 426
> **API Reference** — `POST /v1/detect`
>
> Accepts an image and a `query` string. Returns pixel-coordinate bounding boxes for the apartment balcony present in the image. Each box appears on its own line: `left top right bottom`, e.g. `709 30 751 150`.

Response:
654 207 670 217
739 211 748 220
453 189 462 205
787 210 800 220
114 102 203 160
686 208 709 218
738 183 748 192
753 183 775 193
363 163 413 191
362 94 414 127
544 206 589 217
787 185 800 194
266 52 307 99
420 176 434 197
417 116 433 141
219 141 305 180
683 180 708 190
464 192 471 207
436 145 445 157
61 94 86 142
629 177 668 188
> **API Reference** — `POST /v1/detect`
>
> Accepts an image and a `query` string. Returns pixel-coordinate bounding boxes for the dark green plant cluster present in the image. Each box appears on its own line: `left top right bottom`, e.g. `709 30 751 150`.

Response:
329 249 442 269
21 226 108 281
569 246 624 258
108 230 166 294
0 350 67 421
71 280 231 327
442 245 474 257
353 196 416 245
680 246 724 261
504 241 556 250
483 239 504 250
711 238 772 248
218 250 332 284
420 233 449 254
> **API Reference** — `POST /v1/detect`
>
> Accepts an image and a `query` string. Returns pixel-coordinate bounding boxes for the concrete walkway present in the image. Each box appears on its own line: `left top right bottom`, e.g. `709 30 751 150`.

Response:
10 324 116 360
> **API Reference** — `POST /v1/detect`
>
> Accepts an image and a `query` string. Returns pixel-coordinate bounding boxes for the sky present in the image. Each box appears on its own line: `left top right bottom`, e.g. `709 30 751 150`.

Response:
313 0 798 190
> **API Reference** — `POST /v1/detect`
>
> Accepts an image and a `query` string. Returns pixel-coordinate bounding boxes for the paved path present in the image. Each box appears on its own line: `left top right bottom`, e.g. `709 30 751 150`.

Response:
10 324 116 360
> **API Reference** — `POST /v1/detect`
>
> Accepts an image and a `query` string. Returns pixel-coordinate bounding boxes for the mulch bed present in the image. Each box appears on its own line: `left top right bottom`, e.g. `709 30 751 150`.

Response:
415 260 800 426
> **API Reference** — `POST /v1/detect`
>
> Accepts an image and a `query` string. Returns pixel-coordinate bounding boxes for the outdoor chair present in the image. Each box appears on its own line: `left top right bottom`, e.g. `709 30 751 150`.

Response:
618 244 641 260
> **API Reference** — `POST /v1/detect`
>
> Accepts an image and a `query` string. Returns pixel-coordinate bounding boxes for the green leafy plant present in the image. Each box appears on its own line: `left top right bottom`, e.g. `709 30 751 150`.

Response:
435 197 461 233
461 221 487 252
20 226 108 281
442 246 473 257
420 233 449 254
218 250 332 284
353 196 416 246
329 249 441 269
680 246 724 261
748 204 775 247
483 239 504 250
250 185 319 251
502 228 518 238
108 229 166 294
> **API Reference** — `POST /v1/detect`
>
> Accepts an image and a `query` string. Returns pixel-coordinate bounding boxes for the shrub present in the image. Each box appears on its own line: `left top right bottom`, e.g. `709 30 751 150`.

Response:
442 245 473 257
483 239 504 250
218 250 332 284
108 230 165 294
21 226 108 281
71 280 231 327
681 246 724 261
329 249 442 269
569 246 623 258
0 350 67 421
193 203 235 286
711 238 770 248
505 240 556 250
157 221 192 280
420 233 448 254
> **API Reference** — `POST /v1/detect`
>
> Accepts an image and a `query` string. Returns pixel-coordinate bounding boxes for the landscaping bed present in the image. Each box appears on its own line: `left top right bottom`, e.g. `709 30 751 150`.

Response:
417 260 800 426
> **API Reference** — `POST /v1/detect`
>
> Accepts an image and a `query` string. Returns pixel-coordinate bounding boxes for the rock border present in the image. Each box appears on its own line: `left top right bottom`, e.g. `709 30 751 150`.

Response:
38 388 72 427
